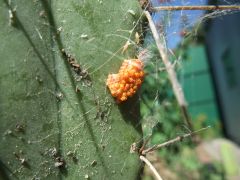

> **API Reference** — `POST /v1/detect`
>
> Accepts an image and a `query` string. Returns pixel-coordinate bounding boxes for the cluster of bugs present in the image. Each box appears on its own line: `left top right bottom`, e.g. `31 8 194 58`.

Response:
106 59 144 102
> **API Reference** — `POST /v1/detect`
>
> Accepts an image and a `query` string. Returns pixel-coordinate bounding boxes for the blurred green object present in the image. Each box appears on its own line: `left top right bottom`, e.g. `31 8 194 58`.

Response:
221 142 239 177
180 45 220 127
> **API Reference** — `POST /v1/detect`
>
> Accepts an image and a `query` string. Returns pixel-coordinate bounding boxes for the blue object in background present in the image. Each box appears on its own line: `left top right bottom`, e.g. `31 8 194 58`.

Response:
206 0 240 144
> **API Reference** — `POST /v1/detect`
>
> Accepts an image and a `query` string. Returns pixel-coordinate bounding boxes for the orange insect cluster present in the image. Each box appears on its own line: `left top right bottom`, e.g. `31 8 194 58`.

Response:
106 59 144 102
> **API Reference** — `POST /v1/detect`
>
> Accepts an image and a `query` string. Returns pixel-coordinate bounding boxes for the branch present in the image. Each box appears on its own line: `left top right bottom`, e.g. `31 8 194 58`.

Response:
144 11 193 129
140 155 163 180
151 5 240 12
141 126 210 155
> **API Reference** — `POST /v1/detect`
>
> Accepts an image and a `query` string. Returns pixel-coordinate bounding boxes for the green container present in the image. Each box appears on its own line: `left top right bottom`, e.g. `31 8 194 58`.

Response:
180 45 220 126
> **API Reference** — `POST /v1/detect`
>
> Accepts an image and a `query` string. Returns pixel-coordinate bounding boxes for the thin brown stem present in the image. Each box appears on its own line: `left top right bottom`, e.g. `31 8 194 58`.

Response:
144 11 193 130
151 5 240 12
141 126 210 155
140 155 163 180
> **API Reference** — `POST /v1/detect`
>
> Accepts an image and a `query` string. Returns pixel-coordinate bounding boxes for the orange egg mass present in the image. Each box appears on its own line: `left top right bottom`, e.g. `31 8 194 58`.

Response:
106 59 144 102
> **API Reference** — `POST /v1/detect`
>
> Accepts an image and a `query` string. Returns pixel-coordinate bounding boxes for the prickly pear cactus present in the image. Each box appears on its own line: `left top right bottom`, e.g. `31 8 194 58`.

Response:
0 0 142 179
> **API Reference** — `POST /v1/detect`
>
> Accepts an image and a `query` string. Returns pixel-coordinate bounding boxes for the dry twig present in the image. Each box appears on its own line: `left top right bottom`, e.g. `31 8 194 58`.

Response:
141 126 210 155
151 5 240 12
144 11 193 130
140 155 163 180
